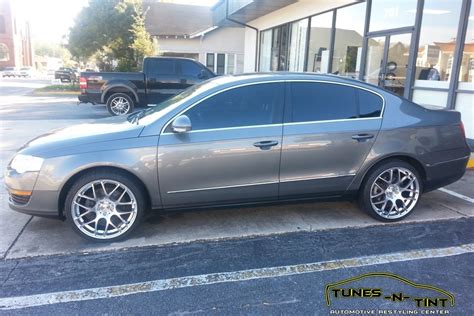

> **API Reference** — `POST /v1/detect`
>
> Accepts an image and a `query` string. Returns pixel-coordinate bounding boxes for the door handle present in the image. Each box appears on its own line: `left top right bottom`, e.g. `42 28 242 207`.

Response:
352 134 374 142
253 140 279 150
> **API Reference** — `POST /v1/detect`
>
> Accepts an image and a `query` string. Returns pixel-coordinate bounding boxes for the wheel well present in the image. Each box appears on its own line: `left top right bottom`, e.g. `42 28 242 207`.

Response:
104 88 137 103
58 166 152 218
360 155 427 189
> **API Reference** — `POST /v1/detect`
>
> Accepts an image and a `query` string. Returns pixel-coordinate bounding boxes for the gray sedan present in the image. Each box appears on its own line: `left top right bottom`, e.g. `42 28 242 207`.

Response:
5 74 470 242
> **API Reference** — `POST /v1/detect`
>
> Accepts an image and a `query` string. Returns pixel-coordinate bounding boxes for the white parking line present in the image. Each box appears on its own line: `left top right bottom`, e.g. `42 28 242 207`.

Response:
438 188 474 204
1 243 473 311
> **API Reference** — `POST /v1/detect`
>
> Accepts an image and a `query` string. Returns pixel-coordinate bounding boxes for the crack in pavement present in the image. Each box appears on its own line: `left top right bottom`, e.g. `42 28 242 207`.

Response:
1 216 33 261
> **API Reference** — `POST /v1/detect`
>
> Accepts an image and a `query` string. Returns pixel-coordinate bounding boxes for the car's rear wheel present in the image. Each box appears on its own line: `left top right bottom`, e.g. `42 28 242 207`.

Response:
65 171 145 242
359 160 422 221
106 93 135 116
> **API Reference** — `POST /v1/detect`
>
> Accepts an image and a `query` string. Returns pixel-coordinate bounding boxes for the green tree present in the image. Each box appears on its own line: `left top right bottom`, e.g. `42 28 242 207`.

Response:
67 0 155 71
129 1 154 70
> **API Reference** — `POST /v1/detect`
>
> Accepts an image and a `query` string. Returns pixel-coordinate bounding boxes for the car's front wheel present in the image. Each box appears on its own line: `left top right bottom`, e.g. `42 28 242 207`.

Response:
65 170 146 242
359 160 422 221
106 93 135 116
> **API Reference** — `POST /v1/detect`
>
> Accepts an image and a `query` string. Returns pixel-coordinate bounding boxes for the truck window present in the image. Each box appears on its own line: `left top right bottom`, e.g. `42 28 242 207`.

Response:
147 59 175 76
180 60 202 78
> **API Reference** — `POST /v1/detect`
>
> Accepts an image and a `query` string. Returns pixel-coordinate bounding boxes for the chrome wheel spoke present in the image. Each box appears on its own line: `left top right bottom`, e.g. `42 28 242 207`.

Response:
370 167 420 219
78 194 95 202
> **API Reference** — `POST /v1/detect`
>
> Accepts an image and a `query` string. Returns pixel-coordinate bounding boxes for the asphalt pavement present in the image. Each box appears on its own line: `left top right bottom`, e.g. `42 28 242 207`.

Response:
0 78 473 315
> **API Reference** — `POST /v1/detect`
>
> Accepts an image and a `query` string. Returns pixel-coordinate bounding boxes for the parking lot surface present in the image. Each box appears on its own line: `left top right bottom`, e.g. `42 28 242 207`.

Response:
1 78 473 314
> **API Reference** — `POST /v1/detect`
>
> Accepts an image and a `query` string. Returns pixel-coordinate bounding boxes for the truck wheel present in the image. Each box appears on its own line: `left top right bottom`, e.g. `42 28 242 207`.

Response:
106 93 135 116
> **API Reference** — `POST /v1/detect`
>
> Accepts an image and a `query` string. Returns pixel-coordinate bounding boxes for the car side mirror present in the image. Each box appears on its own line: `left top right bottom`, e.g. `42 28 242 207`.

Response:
171 115 192 133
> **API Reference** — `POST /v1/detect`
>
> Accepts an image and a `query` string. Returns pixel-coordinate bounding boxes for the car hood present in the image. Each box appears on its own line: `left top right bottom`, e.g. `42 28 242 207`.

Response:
19 116 145 156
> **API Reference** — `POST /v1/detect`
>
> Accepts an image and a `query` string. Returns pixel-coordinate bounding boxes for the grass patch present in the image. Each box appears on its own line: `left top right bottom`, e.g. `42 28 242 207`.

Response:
33 84 80 95
36 84 80 92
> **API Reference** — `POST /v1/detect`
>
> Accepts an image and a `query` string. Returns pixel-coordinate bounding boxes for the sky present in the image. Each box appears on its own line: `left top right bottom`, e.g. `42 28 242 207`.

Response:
12 0 219 43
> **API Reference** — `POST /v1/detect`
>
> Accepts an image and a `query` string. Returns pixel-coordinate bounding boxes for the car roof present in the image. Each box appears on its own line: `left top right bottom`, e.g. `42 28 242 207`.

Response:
206 72 381 92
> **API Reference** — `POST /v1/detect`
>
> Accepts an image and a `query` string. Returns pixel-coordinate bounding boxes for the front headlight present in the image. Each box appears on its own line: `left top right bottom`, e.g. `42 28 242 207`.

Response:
10 154 44 174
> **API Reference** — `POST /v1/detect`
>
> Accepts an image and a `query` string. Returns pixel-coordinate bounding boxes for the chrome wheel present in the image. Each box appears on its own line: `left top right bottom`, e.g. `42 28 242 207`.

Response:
71 180 138 240
369 167 420 219
110 97 130 115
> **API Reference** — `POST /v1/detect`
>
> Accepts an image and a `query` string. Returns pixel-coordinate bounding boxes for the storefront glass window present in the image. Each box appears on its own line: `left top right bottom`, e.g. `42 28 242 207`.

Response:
288 19 308 72
459 3 474 87
369 0 417 32
332 2 366 78
307 12 333 73
259 29 272 71
414 0 463 87
271 26 280 71
455 3 474 140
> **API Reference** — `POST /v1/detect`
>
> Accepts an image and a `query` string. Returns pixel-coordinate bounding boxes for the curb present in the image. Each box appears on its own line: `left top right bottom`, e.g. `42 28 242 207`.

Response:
468 155 474 169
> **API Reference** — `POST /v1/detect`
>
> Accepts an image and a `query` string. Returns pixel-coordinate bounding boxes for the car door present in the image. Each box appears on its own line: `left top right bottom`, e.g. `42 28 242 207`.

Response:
145 58 183 105
279 81 383 198
158 82 285 208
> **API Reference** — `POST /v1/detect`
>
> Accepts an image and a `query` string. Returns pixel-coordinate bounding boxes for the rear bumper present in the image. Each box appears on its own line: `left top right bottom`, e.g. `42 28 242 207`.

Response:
78 92 101 104
424 155 470 192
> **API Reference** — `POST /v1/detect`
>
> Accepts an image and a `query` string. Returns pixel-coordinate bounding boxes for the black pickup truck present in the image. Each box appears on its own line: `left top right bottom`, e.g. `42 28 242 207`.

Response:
78 57 215 115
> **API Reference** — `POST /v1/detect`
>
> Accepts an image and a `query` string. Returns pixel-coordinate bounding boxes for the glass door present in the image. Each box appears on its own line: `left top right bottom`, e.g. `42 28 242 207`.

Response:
364 33 412 97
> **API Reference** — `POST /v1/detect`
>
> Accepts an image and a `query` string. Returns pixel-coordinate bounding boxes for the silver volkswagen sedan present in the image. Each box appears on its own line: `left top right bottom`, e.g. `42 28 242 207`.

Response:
5 74 471 241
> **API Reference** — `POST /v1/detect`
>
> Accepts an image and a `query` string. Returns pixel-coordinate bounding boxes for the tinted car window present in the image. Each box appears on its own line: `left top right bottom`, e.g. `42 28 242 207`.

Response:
184 83 284 130
290 82 358 122
180 60 202 78
147 59 175 75
358 89 383 118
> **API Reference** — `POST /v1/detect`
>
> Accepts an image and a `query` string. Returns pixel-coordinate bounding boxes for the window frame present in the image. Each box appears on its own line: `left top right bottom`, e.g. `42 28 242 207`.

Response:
286 80 385 124
178 59 204 78
0 15 5 34
216 53 226 75
206 53 215 72
162 81 287 134
161 80 385 135
147 58 176 76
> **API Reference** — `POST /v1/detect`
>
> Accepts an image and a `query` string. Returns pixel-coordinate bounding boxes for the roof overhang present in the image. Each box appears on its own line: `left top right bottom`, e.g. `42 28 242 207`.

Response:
213 0 297 27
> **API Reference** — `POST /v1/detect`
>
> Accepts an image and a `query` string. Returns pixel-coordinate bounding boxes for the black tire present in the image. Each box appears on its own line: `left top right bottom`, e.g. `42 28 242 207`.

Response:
358 159 422 222
65 170 146 242
106 92 135 116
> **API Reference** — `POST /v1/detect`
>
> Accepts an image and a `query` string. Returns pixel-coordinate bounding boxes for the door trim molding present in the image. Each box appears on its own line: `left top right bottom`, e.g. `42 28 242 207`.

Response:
166 173 357 194
280 174 356 183
166 181 278 194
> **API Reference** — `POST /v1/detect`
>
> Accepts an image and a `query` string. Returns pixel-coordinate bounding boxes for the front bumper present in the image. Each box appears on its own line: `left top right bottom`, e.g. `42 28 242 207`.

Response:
5 168 60 218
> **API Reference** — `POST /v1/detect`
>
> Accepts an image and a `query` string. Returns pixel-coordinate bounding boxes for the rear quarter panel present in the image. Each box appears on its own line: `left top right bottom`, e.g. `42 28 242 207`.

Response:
348 92 470 191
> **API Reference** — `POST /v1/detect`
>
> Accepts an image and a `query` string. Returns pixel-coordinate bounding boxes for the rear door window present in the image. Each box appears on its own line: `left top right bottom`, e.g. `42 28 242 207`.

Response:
290 82 358 122
358 89 383 118
147 59 176 76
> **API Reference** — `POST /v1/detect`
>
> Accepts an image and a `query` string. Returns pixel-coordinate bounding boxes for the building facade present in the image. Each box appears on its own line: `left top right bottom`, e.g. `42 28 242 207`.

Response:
145 1 245 75
0 0 33 69
213 0 474 142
